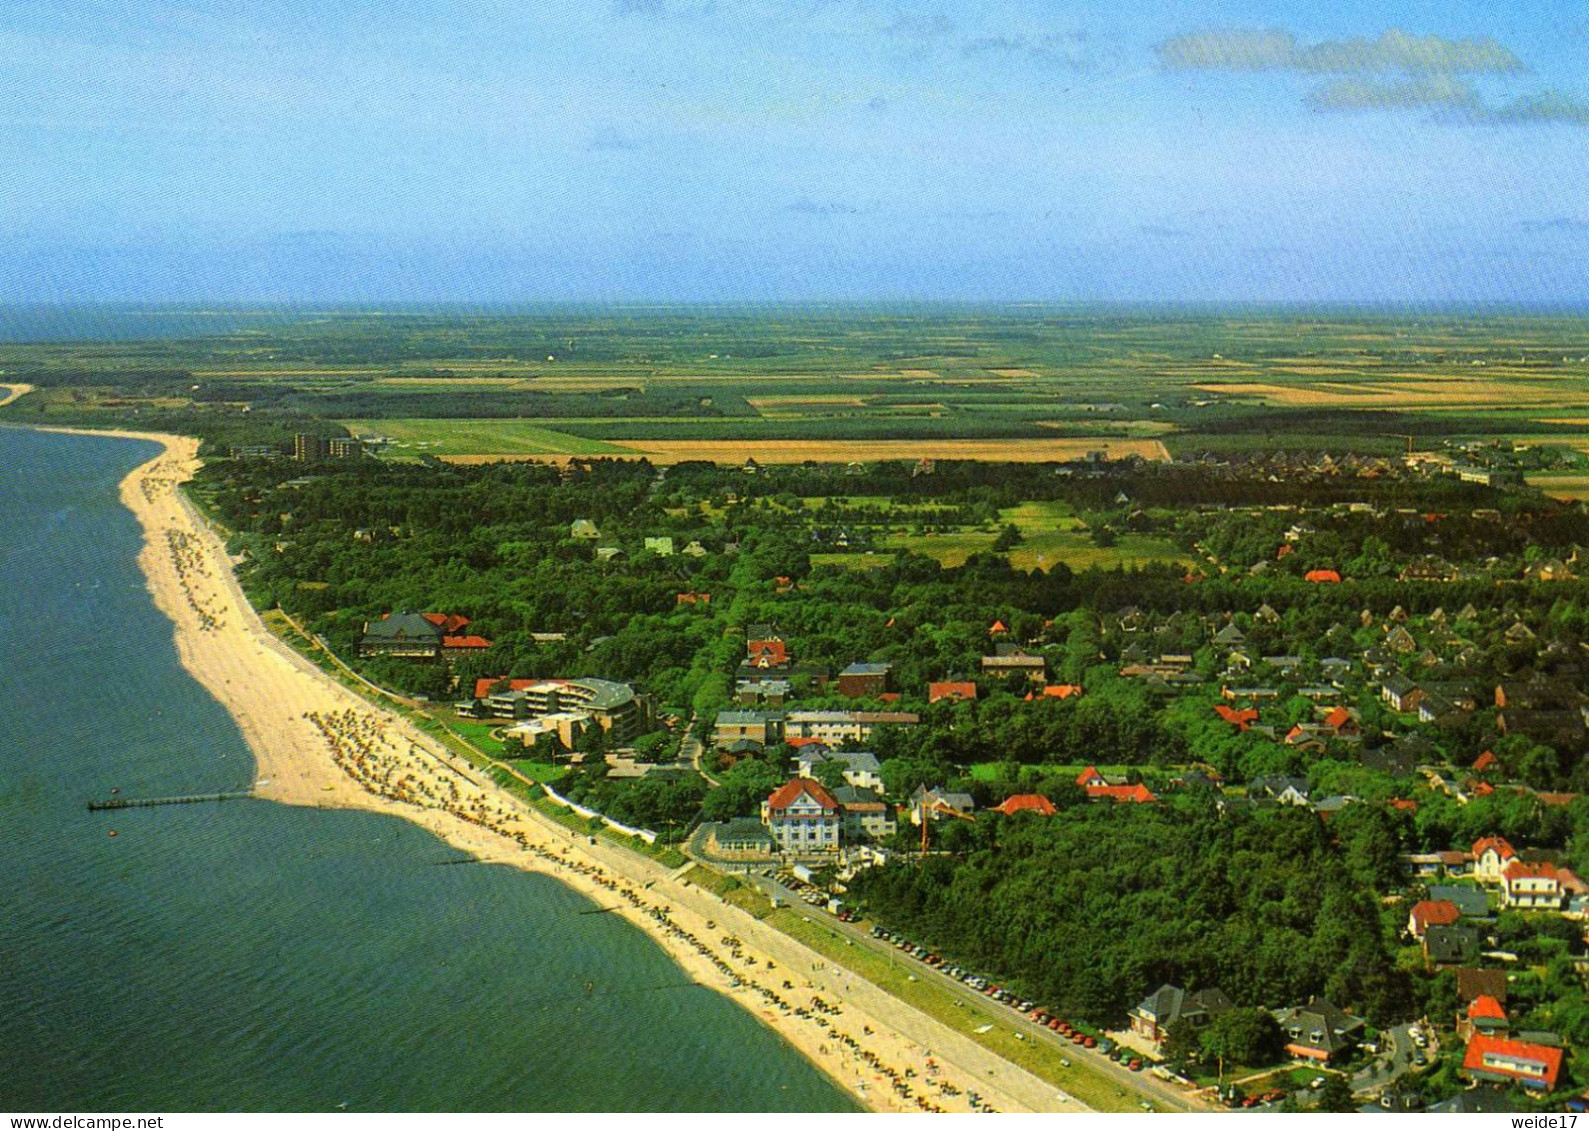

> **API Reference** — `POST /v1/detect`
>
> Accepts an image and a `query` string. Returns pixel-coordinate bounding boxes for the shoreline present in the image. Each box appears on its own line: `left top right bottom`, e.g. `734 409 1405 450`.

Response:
50 424 1061 1115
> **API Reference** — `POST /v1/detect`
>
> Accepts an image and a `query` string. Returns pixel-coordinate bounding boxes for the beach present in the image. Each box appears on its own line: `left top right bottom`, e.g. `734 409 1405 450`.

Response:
87 428 1064 1115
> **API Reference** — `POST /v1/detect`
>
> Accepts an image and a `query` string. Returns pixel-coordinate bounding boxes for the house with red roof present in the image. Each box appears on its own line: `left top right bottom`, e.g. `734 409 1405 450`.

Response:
1033 684 1084 700
1304 569 1342 583
1473 749 1501 774
993 794 1057 817
1456 995 1510 1042
1502 860 1563 910
988 620 1008 636
1407 900 1461 938
1213 704 1259 731
1473 837 1519 885
1322 706 1359 737
1076 766 1157 804
928 681 978 703
761 778 842 855
1462 1034 1563 1092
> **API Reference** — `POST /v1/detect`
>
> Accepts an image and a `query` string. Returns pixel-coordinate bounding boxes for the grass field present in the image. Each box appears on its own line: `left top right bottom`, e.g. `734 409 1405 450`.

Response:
1528 473 1589 501
767 909 1143 1112
815 531 1182 572
346 419 638 456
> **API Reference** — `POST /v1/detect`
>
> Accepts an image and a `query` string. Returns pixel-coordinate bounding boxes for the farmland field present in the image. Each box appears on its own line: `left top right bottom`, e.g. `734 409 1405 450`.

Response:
3 306 1588 466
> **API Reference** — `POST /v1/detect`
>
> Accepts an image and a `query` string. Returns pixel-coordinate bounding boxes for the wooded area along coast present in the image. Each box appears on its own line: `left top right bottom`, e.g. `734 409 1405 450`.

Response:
60 421 1056 1115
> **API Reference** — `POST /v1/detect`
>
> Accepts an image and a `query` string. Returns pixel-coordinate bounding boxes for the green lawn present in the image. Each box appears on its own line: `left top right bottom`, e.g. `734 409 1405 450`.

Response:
347 418 638 456
814 531 1183 572
767 909 1154 1113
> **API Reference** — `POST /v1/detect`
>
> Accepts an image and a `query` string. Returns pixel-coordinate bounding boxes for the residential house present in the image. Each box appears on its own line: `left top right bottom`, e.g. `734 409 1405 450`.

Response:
1250 776 1311 807
1032 684 1084 701
714 709 785 748
993 794 1057 817
1461 1034 1563 1092
1473 837 1520 885
1502 861 1564 910
735 678 791 707
785 710 919 745
796 748 883 791
1129 985 1234 1045
1457 968 1508 1007
910 785 976 825
762 778 842 855
832 785 896 842
1273 999 1366 1062
980 647 1047 684
1408 900 1461 938
1381 675 1425 713
1076 766 1157 804
1428 885 1491 918
837 662 892 699
1424 924 1481 966
707 817 776 859
928 681 978 703
1456 996 1510 1043
570 519 600 540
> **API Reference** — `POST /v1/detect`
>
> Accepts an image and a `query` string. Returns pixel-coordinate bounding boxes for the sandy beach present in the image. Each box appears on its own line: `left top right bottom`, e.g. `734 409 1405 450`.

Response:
72 427 1068 1115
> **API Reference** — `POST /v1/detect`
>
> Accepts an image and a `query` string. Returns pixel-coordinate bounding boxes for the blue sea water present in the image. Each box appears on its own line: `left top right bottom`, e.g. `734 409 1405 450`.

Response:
0 427 858 1113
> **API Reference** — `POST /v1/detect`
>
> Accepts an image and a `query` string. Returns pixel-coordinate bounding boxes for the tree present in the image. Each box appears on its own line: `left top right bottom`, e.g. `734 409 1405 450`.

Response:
812 758 848 792
1200 1007 1284 1068
1315 1074 1355 1113
992 523 1022 553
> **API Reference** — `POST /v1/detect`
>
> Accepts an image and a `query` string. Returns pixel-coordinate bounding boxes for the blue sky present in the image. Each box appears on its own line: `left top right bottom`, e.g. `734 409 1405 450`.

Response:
2 0 1587 303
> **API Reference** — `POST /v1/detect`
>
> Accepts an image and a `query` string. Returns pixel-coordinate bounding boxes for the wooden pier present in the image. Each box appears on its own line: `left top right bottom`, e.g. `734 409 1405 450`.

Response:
87 790 253 812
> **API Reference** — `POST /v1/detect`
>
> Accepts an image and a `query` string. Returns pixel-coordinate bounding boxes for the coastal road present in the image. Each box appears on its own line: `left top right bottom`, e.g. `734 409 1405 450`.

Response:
749 874 1211 1113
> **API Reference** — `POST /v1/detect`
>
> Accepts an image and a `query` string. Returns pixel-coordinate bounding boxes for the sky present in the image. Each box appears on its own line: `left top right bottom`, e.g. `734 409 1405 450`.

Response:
2 0 1587 304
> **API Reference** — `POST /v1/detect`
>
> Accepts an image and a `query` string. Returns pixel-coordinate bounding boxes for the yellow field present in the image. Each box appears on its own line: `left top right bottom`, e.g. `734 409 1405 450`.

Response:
1528 474 1589 501
988 368 1038 377
440 437 1170 466
1195 378 1578 408
745 395 867 409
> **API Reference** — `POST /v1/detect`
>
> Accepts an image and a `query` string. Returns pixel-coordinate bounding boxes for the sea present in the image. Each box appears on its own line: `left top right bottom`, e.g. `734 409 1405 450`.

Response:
0 426 858 1113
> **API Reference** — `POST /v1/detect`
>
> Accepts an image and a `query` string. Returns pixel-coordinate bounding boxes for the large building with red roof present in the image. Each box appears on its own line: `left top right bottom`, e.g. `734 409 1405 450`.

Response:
1502 860 1564 909
762 778 841 855
1462 1034 1563 1092
1407 900 1461 938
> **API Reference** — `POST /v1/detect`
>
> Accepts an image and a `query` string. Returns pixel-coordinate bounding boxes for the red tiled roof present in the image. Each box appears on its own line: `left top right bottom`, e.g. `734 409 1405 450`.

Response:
989 620 1007 634
1389 798 1419 812
1214 704 1259 729
1040 684 1084 699
1504 860 1558 883
1473 749 1500 773
1462 1034 1562 1091
474 677 546 699
993 794 1056 817
1323 706 1354 729
1088 782 1157 804
422 612 471 634
1409 900 1461 931
1304 569 1341 583
1468 994 1507 1021
1473 836 1517 861
766 777 839 813
929 681 978 703
443 635 492 649
1076 765 1106 787
1276 543 1295 559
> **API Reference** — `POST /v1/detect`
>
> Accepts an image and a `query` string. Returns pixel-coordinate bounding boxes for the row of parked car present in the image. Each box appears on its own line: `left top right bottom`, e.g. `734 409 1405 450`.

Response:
867 925 1146 1072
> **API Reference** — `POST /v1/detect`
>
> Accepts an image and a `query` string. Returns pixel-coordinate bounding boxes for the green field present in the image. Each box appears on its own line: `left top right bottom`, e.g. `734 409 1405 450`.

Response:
347 419 638 457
